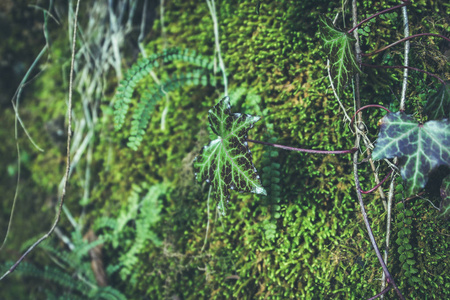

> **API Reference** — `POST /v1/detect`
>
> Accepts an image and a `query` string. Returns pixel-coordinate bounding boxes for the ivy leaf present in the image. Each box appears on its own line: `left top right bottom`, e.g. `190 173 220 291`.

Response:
440 175 450 219
193 97 266 215
372 112 450 196
423 82 450 120
321 17 361 94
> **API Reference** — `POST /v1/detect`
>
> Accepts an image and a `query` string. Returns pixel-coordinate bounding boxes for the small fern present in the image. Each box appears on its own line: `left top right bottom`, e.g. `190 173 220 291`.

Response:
0 236 126 299
95 183 168 285
113 48 214 139
128 69 215 150
260 136 282 241
394 175 422 285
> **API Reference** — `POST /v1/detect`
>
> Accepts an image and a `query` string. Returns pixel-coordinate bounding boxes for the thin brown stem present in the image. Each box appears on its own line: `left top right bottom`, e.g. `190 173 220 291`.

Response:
368 285 392 300
0 0 80 281
350 104 391 128
361 63 446 85
361 169 393 194
362 33 450 57
353 138 405 300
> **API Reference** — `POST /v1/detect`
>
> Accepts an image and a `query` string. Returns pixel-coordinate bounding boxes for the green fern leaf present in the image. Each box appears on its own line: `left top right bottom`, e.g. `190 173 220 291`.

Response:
113 48 214 131
372 112 450 196
193 97 266 215
321 17 361 94
127 70 213 150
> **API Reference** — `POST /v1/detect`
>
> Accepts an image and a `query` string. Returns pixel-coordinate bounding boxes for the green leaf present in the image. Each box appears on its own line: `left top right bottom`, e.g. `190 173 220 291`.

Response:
440 175 450 219
372 112 450 196
194 97 266 215
321 17 361 94
424 82 450 120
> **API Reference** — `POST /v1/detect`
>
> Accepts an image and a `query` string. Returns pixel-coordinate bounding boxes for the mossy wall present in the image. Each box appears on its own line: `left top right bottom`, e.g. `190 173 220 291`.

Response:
0 0 448 299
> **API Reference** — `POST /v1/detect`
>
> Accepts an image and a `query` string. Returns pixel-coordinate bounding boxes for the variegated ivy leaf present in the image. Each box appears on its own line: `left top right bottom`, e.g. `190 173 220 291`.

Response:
424 82 450 120
321 17 361 95
440 175 450 219
372 112 450 196
193 96 266 215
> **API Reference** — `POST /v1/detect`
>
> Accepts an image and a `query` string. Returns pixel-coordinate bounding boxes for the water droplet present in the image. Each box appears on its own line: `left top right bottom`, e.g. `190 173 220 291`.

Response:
243 141 248 147
206 179 211 184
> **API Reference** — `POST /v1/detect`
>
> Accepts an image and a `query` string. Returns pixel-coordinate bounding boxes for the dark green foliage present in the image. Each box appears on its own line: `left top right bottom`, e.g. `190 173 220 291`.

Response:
260 136 282 241
372 112 450 196
394 176 421 286
94 183 167 285
0 235 126 300
424 82 450 120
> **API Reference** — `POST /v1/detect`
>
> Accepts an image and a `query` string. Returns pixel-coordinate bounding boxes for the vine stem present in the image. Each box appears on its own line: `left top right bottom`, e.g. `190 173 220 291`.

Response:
350 104 391 128
0 0 80 281
352 1 404 299
381 5 410 295
353 136 405 300
348 0 411 34
361 63 446 85
361 169 393 194
247 139 357 155
362 33 450 57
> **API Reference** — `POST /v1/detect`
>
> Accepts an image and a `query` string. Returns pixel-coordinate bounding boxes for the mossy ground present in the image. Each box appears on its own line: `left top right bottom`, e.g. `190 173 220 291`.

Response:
0 1 448 299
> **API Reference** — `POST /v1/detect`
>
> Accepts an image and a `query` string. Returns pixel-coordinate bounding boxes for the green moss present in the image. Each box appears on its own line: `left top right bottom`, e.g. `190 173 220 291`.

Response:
1 0 448 299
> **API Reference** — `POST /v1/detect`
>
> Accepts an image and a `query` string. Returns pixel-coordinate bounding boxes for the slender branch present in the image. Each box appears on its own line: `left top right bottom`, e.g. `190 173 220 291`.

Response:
350 104 391 128
353 137 405 300
361 63 446 85
362 33 450 57
327 59 352 124
381 169 397 294
352 0 362 120
361 169 393 194
368 285 392 300
352 2 403 299
247 139 357 155
348 1 411 34
400 5 410 111
0 0 80 281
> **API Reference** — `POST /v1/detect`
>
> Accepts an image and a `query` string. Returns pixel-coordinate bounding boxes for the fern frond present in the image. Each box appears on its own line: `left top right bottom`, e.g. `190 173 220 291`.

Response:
7 261 89 293
93 217 118 232
113 48 213 131
88 286 127 300
127 70 214 150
